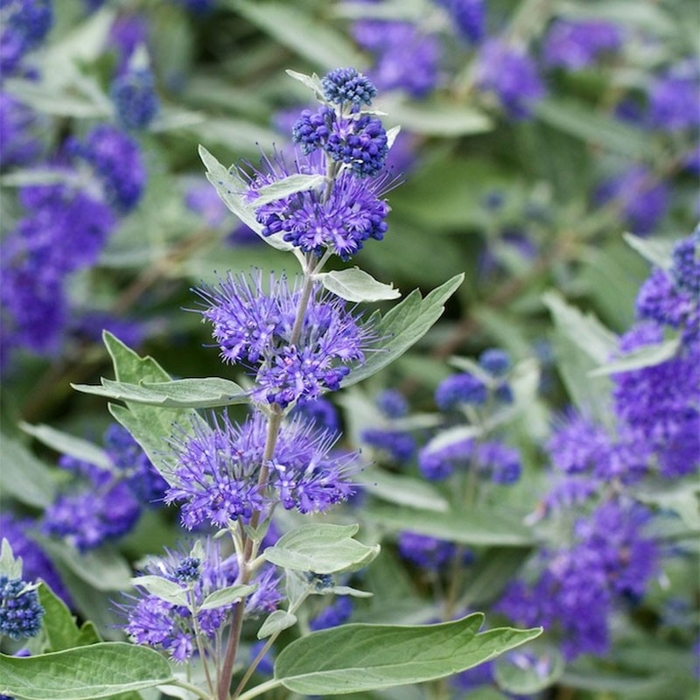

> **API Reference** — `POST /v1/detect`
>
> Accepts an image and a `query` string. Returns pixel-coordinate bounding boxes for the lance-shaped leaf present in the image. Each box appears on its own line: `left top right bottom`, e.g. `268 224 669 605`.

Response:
589 337 680 377
343 273 464 387
285 69 324 98
623 232 675 270
273 613 542 695
0 642 176 700
38 583 100 653
317 268 401 303
73 377 249 409
263 523 379 574
20 423 112 471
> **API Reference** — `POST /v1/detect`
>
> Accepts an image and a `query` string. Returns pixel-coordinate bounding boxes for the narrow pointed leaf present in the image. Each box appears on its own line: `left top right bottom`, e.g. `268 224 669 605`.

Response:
343 274 464 387
589 337 680 377
623 232 675 270
38 583 88 652
20 423 112 471
264 523 380 574
274 613 542 695
0 642 175 700
318 268 401 303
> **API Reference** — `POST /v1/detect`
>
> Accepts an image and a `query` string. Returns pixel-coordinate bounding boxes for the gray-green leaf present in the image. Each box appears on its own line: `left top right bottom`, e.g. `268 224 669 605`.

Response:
0 642 175 700
200 583 259 610
130 575 189 607
257 610 298 639
73 377 249 409
343 274 464 387
273 613 541 695
20 422 112 471
264 523 380 574
317 268 401 303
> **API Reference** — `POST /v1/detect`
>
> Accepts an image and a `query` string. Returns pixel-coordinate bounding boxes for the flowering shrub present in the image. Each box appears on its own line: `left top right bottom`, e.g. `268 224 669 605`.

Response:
1 2 698 700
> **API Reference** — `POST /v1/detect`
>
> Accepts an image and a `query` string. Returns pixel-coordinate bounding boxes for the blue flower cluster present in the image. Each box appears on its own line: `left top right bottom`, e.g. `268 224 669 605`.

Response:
361 389 416 464
125 541 281 662
498 499 658 660
197 271 374 407
250 151 390 261
0 574 44 640
165 412 358 529
0 0 53 75
0 123 146 367
42 424 166 552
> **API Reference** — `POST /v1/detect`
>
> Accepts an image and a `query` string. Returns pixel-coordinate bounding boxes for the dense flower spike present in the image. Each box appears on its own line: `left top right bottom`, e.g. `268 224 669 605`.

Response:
166 412 359 528
125 541 281 662
321 67 377 107
648 73 700 132
397 532 457 571
0 92 42 168
111 67 160 130
0 575 45 639
418 436 473 481
435 372 488 410
197 271 374 406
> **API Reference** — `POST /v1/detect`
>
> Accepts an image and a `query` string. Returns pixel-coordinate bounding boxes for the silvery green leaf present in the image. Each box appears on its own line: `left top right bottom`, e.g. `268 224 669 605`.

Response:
623 232 675 270
386 125 401 149
257 610 298 639
324 585 373 598
589 337 680 377
494 645 564 694
0 436 57 508
129 575 189 607
264 523 380 574
20 422 112 471
251 174 326 208
317 268 401 303
272 613 542 696
200 584 259 610
73 376 249 409
0 540 22 579
0 643 175 700
285 69 325 98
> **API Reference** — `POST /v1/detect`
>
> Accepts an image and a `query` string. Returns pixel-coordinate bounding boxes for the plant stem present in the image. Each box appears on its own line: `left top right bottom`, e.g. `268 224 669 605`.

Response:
189 587 216 698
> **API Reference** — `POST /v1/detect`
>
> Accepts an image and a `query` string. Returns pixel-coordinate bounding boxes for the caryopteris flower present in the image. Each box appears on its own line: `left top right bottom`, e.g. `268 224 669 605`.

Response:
165 412 360 529
321 67 377 107
0 575 44 640
124 540 281 662
197 271 374 407
542 19 622 70
111 66 160 130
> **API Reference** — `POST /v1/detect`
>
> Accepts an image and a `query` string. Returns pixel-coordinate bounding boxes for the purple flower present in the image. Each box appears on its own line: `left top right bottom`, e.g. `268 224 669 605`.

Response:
197 271 374 407
247 150 391 260
542 20 622 70
474 40 545 120
125 540 281 662
376 388 409 419
648 75 700 132
321 67 377 107
291 397 340 433
0 92 42 168
476 440 521 484
498 499 656 660
435 372 487 410
418 436 473 480
111 67 160 130
352 20 441 98
361 428 416 463
41 423 164 550
292 107 389 178
70 124 145 212
547 411 613 475
0 0 53 75
433 0 485 44
309 596 353 631
0 514 70 606
166 412 359 528
397 532 456 570
671 228 700 295
0 575 45 640
108 13 148 72
478 348 511 376
594 165 669 236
